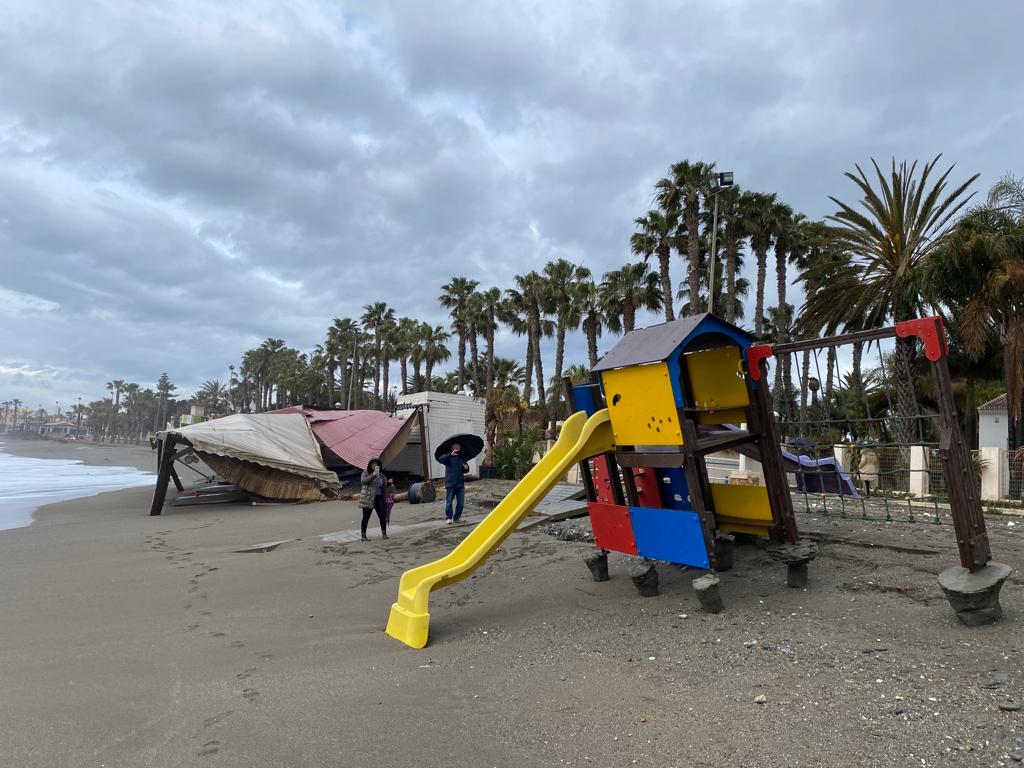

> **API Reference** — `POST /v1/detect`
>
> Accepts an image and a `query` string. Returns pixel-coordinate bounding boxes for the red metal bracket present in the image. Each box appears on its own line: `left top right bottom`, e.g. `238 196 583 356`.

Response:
894 316 947 362
746 344 774 381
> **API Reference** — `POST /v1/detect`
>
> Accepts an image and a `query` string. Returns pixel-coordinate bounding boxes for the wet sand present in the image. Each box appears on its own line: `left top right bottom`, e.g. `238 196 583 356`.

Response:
0 439 1022 767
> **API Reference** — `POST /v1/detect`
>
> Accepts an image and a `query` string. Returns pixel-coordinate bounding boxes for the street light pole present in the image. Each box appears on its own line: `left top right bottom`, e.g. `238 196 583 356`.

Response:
76 396 83 439
708 171 734 316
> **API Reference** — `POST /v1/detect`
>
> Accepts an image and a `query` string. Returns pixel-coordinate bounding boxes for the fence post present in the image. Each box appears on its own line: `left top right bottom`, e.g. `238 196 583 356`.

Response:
979 447 1007 501
833 445 849 473
909 446 930 498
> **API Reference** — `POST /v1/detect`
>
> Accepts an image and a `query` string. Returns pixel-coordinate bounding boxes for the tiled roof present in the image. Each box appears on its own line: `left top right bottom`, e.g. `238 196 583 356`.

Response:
978 393 1007 412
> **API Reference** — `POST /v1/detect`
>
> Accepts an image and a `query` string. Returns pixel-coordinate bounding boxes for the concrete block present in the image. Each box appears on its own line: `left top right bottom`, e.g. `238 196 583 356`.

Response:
938 562 1011 626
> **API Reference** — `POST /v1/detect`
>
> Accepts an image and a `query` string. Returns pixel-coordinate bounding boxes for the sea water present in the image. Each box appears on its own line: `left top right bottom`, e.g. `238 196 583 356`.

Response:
0 442 154 531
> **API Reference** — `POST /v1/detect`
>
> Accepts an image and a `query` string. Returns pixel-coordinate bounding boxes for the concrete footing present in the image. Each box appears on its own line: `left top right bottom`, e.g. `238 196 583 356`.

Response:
767 539 818 588
630 560 659 597
787 562 809 588
938 562 1011 626
585 551 609 582
692 573 724 613
714 534 735 571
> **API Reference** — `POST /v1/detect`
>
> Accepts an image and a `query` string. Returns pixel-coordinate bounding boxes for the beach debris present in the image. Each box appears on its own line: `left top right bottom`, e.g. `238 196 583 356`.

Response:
234 538 296 553
754 695 767 704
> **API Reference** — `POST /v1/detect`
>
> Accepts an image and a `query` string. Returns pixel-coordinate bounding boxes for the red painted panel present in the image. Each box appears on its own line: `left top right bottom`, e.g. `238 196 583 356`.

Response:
631 467 663 508
591 456 617 504
588 501 638 555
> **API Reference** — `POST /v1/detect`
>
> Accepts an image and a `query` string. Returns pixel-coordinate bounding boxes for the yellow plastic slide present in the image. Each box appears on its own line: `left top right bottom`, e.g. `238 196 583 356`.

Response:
386 408 614 648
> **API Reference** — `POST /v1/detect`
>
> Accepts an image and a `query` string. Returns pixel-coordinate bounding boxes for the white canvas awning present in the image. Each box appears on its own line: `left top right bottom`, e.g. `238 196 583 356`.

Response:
169 413 339 488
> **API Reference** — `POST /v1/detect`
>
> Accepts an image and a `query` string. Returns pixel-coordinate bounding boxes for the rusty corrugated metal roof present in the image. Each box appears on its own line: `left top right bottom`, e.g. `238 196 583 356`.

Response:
271 407 410 469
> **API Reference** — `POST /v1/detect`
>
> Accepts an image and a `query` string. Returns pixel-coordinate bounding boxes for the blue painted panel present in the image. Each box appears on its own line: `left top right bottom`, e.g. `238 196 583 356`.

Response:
629 506 710 568
656 467 692 511
570 383 600 417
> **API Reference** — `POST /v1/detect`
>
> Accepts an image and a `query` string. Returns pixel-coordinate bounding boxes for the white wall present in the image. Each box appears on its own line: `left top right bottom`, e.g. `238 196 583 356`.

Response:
392 392 486 479
979 410 1007 450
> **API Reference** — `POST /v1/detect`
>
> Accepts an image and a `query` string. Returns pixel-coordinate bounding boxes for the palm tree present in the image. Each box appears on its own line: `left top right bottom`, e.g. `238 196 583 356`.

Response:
770 204 800 339
104 379 126 441
419 323 451 392
578 279 620 369
360 302 395 404
507 271 552 411
631 209 679 321
477 287 503 395
195 380 227 415
742 192 783 336
804 155 979 448
600 263 662 333
656 160 716 309
677 271 751 321
543 259 592 406
928 201 1024 451
714 187 753 324
391 317 420 396
762 303 798 419
439 277 480 391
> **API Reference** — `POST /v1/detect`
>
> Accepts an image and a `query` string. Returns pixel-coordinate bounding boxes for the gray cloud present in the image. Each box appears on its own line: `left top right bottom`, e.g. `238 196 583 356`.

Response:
1 0 1022 407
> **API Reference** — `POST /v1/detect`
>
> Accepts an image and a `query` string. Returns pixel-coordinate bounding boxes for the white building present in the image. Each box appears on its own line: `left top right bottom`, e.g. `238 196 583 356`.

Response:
978 393 1008 450
390 391 486 479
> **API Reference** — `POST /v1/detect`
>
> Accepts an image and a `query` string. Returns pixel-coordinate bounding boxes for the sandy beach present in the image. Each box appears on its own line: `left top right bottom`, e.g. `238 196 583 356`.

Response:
0 438 1022 767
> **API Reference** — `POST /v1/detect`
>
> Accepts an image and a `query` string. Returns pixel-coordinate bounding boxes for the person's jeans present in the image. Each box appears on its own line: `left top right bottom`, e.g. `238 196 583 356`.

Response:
445 485 465 521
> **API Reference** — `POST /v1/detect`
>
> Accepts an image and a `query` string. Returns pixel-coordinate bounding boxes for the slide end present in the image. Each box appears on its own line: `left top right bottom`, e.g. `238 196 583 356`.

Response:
386 602 430 649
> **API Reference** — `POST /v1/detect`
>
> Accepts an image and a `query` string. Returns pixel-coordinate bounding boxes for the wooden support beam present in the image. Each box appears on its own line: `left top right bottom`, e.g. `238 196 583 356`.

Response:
149 436 177 516
748 365 799 544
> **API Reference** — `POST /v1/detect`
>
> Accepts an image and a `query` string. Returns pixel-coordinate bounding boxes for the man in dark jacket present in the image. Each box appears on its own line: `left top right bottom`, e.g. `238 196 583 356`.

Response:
437 442 469 525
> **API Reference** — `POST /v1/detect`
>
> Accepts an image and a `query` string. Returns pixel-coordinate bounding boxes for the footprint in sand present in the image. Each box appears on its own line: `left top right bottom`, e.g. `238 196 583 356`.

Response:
230 640 245 649
202 711 234 729
197 740 220 757
200 610 211 616
236 667 256 680
242 688 259 701
187 622 200 631
210 632 226 638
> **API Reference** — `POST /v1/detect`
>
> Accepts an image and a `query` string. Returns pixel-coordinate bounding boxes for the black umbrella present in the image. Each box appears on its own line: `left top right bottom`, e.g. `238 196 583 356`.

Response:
434 433 484 462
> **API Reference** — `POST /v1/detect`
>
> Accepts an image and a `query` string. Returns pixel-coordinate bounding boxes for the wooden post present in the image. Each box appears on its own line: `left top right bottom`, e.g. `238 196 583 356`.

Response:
150 436 177 516
931 353 991 571
749 362 799 544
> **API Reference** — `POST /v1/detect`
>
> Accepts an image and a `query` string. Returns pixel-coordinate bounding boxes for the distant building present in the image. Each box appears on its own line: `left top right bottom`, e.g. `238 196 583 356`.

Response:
391 391 486 479
978 393 1008 449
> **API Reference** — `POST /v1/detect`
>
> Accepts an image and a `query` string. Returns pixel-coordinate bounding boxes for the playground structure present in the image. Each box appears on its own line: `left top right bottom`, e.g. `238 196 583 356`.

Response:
386 313 1010 649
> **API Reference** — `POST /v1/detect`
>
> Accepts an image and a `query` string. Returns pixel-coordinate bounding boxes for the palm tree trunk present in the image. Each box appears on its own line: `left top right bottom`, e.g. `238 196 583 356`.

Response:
486 328 495 396
522 335 534 405
773 353 784 419
658 246 674 321
469 328 480 393
624 301 636 334
799 350 810 433
776 248 788 341
825 346 836 407
586 323 598 369
457 333 466 390
686 202 701 312
851 341 864 436
381 350 390 406
373 338 382 400
554 323 566 407
399 357 409 396
532 315 546 410
412 358 422 394
755 245 768 337
425 361 433 393
724 235 738 324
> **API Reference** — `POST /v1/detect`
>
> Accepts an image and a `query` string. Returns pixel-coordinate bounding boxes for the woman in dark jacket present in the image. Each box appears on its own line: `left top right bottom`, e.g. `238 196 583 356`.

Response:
358 458 389 541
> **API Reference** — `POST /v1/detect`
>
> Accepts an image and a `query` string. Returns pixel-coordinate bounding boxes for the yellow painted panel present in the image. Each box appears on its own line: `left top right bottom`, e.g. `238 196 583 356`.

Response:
710 483 772 538
685 346 750 425
600 363 683 446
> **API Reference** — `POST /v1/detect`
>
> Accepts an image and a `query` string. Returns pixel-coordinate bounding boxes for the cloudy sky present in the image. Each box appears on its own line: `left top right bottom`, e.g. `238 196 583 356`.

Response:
1 0 1022 409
